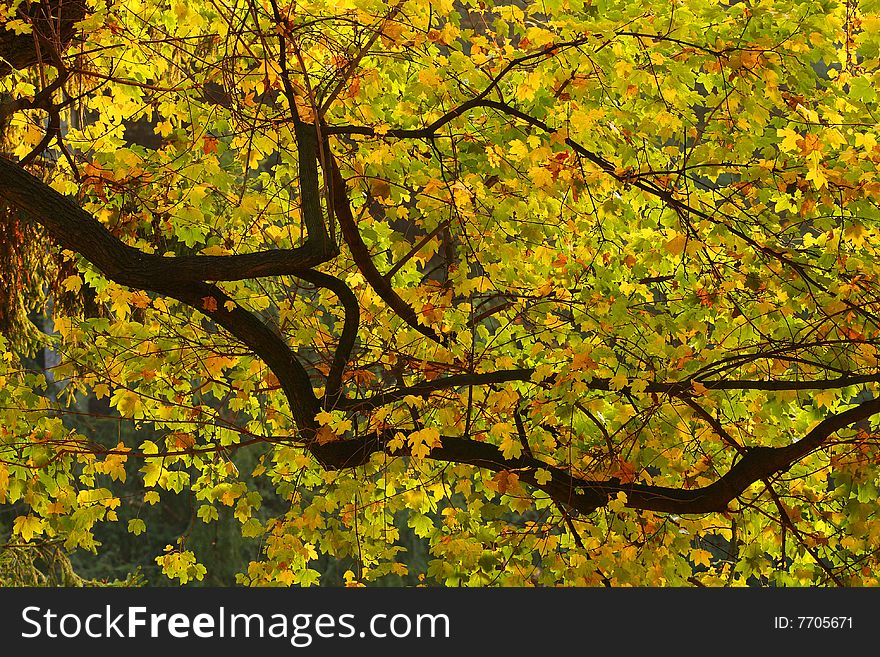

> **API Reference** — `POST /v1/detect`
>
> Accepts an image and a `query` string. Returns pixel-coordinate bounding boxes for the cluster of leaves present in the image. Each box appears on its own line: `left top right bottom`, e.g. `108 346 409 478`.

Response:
1 0 880 586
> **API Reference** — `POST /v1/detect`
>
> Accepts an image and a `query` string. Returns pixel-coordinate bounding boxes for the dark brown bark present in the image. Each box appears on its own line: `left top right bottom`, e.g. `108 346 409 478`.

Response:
294 268 360 406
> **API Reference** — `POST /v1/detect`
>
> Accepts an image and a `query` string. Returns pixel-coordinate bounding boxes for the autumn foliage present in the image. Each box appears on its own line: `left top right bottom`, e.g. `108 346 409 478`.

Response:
1 0 880 586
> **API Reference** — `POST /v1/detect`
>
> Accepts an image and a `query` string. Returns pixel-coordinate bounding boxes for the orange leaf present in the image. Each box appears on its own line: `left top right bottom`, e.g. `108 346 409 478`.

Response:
172 433 196 450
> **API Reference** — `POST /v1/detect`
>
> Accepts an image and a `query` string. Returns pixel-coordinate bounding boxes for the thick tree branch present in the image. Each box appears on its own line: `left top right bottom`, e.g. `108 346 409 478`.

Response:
0 157 322 434
6 157 878 518
167 282 321 432
4 16 877 530
0 156 333 283
312 397 880 515
292 120 333 252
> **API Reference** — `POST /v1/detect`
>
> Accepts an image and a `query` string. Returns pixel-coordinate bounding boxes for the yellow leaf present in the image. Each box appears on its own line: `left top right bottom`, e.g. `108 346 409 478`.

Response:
535 468 552 485
805 164 827 190
490 422 514 439
5 19 32 35
665 233 687 256
607 491 628 512
610 373 628 390
128 519 146 535
531 364 555 382
509 140 530 160
46 502 66 515
13 515 45 542
855 132 877 153
691 549 712 568
418 68 441 86
110 290 131 318
142 459 162 488
823 128 846 150
111 388 143 417
388 432 406 452
814 389 837 408
777 127 800 152
62 275 83 293
200 245 232 256
499 434 522 459
529 166 554 189
315 410 334 425
408 427 442 459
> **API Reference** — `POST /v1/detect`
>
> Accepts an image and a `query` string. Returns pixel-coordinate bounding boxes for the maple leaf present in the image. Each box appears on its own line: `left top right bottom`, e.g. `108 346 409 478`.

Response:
534 468 552 485
408 428 442 459
777 127 801 152
13 515 44 542
202 136 219 154
609 373 629 390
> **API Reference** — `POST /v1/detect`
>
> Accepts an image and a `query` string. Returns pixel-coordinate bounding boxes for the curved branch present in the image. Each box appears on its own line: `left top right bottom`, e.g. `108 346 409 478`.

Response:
168 282 320 431
0 156 332 283
325 147 445 344
295 269 360 406
6 152 879 519
312 397 880 515
0 157 321 434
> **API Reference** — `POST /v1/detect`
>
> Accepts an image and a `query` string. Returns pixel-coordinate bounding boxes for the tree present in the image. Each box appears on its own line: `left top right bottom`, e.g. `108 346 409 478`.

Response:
1 0 879 586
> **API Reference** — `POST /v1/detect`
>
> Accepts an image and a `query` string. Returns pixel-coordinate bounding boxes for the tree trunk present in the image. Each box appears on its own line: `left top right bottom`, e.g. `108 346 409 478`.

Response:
0 0 86 74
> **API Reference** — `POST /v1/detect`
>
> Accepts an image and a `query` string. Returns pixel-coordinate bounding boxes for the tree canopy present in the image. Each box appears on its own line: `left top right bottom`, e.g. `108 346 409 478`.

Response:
1 0 880 586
